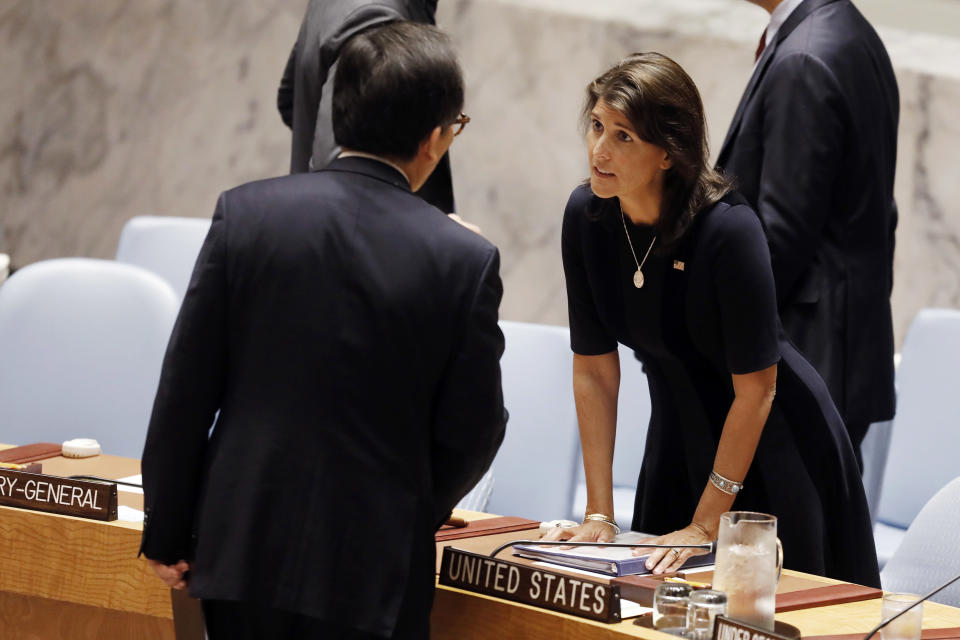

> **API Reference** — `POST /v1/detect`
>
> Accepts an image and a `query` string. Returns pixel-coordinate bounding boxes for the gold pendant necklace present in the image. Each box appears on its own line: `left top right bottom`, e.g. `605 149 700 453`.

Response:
620 207 657 289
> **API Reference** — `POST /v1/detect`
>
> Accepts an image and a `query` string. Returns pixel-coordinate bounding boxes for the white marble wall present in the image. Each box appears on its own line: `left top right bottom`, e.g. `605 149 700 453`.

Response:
2 0 959 346
0 0 306 263
436 0 960 342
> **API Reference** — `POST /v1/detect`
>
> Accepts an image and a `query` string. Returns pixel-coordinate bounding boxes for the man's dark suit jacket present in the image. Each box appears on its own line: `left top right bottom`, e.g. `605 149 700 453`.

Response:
276 0 455 212
717 0 899 431
139 157 506 636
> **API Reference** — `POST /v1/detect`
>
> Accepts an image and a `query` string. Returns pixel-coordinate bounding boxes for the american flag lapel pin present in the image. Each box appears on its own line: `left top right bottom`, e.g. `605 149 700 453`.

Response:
673 260 685 271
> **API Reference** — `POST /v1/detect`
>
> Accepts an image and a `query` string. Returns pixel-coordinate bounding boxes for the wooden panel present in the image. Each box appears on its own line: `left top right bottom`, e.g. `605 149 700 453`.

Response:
39 453 141 480
0 443 63 463
0 505 171 618
806 629 960 640
776 583 882 612
431 584 668 639
0 590 173 640
435 516 539 541
777 598 960 635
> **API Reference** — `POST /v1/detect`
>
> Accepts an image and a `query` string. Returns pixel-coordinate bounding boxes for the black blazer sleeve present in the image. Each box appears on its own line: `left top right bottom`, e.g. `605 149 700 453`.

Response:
429 247 507 526
756 52 846 303
277 45 296 129
139 196 229 563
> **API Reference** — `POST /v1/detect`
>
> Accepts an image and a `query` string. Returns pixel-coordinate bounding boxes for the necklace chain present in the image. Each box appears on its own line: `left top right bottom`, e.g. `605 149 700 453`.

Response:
620 206 657 288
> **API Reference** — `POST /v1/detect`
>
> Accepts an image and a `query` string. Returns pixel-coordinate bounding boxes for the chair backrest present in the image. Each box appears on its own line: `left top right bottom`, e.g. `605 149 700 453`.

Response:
456 469 494 513
484 321 581 522
0 258 179 458
611 345 652 489
115 216 212 300
571 344 651 526
881 476 960 607
861 418 894 524
877 308 960 528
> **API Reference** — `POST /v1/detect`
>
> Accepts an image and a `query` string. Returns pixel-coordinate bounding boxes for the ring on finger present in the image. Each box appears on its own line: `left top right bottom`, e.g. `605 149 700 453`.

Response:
671 549 680 561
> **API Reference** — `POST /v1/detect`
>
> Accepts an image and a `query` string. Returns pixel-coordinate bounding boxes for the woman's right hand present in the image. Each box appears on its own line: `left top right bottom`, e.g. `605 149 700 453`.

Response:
540 519 617 543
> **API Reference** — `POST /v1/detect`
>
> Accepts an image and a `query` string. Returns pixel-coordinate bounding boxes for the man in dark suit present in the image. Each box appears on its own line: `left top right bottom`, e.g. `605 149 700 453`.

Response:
277 0 456 213
141 22 506 639
717 0 899 467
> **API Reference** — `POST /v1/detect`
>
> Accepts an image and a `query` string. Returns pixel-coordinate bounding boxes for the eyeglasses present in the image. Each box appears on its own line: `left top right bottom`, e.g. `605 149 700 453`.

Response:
452 112 471 136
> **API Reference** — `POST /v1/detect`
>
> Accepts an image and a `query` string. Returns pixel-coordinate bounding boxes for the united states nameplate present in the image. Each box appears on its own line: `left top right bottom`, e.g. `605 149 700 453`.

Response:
438 546 621 623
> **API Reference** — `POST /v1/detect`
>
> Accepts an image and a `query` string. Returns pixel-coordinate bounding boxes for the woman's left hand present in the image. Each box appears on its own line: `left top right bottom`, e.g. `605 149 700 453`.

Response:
632 523 713 575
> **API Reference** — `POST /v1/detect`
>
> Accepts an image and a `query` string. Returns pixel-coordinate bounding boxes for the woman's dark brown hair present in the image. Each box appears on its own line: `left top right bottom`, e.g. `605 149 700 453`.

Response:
582 52 732 248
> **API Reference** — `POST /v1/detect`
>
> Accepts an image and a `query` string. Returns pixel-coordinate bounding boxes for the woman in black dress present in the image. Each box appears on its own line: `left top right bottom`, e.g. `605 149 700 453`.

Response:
543 53 879 586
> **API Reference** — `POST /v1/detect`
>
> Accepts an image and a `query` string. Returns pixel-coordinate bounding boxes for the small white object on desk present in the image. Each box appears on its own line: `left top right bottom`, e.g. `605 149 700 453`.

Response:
116 474 144 495
538 519 579 536
62 438 101 458
117 505 145 523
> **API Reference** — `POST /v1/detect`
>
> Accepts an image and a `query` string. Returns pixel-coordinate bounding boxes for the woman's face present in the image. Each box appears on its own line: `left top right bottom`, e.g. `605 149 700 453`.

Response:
586 99 671 206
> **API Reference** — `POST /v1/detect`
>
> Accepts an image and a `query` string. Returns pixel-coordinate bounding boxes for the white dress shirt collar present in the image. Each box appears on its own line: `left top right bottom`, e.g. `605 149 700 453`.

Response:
765 0 805 47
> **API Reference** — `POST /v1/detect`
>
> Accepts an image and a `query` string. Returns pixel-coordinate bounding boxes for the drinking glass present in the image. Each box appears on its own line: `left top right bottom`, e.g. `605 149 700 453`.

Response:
712 511 783 631
686 589 728 640
881 593 923 640
654 582 691 635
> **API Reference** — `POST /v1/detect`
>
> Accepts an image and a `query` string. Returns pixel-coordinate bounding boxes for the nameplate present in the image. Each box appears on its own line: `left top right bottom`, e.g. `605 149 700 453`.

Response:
0 468 118 521
438 547 621 623
713 616 800 640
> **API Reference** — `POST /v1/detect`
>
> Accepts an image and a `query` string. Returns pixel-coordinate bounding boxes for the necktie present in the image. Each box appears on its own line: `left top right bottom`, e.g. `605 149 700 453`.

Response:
755 27 768 62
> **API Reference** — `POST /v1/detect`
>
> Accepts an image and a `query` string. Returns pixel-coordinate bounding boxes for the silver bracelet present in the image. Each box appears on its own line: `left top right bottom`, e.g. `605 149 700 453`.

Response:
709 470 743 495
583 513 621 535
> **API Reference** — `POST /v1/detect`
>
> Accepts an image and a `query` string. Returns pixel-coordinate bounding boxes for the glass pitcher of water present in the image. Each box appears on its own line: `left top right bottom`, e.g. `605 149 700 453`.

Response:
712 511 783 630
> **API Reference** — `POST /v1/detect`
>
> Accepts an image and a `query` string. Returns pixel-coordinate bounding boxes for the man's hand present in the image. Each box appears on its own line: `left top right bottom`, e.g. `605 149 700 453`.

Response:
147 558 191 590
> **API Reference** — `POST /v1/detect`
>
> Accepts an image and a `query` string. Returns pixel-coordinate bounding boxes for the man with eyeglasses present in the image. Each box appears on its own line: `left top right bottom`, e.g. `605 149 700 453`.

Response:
140 22 506 639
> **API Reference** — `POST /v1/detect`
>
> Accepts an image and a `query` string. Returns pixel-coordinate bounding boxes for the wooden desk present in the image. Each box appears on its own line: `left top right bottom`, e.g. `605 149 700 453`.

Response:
432 569 960 639
0 447 173 639
3 448 960 639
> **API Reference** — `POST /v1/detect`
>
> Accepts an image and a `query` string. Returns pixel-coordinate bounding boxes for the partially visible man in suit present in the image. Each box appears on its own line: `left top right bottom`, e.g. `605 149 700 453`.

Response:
717 0 899 468
277 0 456 213
141 22 506 639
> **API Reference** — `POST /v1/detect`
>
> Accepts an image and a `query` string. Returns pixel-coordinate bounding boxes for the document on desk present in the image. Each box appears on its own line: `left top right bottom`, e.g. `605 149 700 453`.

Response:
116 474 143 494
514 532 715 577
118 505 145 523
116 474 144 522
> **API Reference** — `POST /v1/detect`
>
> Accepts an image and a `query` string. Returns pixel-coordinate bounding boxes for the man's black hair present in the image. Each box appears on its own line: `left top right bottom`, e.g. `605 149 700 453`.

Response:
333 21 464 160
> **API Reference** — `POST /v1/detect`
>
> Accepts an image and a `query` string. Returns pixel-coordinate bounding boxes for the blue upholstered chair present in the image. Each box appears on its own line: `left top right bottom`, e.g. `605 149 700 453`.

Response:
874 308 960 566
571 344 652 529
861 417 894 525
115 215 212 300
456 470 495 513
0 258 179 458
881 476 960 607
483 321 581 522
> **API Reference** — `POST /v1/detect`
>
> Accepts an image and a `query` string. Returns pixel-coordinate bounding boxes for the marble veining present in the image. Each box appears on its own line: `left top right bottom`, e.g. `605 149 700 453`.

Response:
437 0 960 341
1 0 959 346
0 0 304 262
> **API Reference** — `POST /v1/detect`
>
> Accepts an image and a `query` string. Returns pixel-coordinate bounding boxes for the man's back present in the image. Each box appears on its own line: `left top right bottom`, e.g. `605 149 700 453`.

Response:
717 0 898 434
142 157 505 634
145 21 497 638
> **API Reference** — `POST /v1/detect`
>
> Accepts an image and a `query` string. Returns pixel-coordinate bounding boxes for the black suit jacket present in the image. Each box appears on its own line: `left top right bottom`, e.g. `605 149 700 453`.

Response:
276 0 455 212
139 157 506 636
717 0 898 426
